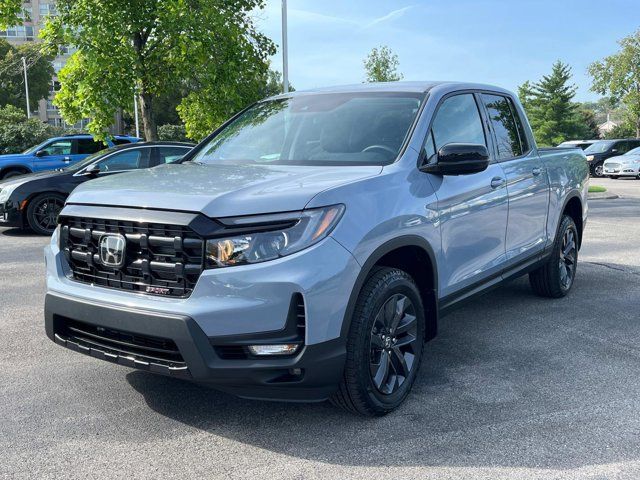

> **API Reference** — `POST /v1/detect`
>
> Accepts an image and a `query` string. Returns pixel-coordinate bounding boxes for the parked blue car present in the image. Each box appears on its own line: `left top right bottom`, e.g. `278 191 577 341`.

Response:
0 134 141 180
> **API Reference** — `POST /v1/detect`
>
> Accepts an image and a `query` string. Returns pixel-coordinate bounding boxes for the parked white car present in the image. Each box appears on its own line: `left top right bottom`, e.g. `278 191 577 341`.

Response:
603 146 640 179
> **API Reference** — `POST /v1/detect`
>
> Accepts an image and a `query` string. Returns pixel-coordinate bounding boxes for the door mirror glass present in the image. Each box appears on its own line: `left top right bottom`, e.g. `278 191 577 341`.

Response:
83 163 100 176
421 143 490 175
35 150 47 157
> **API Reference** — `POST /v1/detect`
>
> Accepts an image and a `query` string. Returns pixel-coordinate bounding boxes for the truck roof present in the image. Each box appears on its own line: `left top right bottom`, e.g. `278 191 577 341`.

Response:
267 81 516 99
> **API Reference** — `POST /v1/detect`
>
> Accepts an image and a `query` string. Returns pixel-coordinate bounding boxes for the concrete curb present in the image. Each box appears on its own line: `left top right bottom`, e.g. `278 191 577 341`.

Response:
588 192 619 200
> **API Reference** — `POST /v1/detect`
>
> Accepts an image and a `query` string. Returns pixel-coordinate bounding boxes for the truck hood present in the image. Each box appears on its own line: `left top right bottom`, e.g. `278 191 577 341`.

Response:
0 153 29 162
68 162 382 217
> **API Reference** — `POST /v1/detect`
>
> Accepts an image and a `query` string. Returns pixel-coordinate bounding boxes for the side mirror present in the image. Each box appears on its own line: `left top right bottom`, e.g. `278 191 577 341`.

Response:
83 164 101 177
611 149 618 153
35 150 47 157
420 143 490 175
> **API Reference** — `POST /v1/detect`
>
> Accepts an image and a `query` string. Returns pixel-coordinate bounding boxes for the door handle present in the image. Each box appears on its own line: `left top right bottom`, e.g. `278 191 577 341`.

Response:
63 156 71 163
490 177 506 189
532 167 542 176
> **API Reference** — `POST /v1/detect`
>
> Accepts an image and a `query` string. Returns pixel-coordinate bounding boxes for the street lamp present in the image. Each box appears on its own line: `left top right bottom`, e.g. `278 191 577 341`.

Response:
282 0 289 93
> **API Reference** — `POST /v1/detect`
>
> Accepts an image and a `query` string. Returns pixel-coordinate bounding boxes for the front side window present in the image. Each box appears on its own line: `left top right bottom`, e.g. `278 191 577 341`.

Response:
95 149 150 172
481 94 523 160
430 94 486 151
585 141 614 154
191 92 424 166
39 140 72 156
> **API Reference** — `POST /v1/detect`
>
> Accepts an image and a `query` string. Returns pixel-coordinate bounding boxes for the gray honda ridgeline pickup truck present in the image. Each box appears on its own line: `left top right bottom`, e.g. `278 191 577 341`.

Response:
45 82 588 416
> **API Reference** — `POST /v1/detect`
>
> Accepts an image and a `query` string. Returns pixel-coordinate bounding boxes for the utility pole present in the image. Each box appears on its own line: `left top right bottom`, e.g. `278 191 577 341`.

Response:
22 57 31 118
133 93 140 138
282 0 289 93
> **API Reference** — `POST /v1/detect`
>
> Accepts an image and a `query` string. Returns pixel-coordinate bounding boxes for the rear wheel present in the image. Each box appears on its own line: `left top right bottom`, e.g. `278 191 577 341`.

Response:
26 193 66 235
330 267 425 416
529 215 578 298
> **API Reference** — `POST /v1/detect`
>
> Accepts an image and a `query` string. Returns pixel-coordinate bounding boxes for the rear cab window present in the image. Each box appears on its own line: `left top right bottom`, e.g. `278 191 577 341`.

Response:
481 94 528 160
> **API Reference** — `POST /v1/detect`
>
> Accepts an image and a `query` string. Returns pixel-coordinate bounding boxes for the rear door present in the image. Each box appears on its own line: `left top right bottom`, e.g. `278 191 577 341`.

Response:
425 92 509 300
480 93 549 267
73 138 105 165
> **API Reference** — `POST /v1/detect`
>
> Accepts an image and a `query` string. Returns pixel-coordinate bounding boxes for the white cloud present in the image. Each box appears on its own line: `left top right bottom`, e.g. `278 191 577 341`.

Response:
362 5 414 29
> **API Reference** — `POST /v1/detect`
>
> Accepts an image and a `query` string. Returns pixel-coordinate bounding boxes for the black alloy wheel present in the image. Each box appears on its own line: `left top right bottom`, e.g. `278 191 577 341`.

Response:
558 227 577 291
26 193 66 235
369 294 419 395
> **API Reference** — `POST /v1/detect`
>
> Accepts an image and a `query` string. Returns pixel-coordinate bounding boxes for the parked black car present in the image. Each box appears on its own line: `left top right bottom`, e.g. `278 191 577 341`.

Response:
585 139 640 177
557 140 598 150
0 142 193 235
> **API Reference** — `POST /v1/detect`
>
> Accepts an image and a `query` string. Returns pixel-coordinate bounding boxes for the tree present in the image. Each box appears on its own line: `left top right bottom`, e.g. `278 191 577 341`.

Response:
364 46 403 83
0 39 54 112
518 61 588 146
0 0 24 29
42 0 276 141
0 104 56 154
589 30 640 137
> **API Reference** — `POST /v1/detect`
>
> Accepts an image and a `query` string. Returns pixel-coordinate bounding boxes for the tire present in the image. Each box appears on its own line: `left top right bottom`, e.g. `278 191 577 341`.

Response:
26 193 66 235
529 215 579 298
593 164 604 178
330 267 425 416
1 169 28 180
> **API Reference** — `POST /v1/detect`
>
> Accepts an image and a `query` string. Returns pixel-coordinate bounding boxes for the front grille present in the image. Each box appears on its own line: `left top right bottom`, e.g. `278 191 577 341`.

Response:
606 163 620 169
54 316 189 377
60 217 205 297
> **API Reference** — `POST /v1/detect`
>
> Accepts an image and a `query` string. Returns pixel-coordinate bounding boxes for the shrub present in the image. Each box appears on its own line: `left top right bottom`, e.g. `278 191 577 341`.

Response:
157 124 190 142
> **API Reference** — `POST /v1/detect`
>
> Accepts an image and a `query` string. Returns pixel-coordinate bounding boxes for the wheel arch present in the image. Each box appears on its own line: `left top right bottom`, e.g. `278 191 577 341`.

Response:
561 194 584 248
340 236 439 342
0 165 32 179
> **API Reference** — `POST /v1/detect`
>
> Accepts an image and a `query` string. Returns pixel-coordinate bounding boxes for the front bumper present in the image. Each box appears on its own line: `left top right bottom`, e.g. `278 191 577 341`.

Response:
45 230 361 401
45 293 346 401
0 200 22 228
603 165 640 176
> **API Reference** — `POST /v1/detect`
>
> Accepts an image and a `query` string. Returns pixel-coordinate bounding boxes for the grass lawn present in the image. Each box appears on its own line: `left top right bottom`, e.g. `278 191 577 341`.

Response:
589 185 607 193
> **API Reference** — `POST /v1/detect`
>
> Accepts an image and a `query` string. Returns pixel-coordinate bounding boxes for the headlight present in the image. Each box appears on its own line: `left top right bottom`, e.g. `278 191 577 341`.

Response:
0 186 14 203
586 155 594 161
205 205 345 268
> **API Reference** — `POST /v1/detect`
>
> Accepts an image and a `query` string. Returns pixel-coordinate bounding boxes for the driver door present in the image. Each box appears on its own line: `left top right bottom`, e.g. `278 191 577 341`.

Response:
32 139 74 172
425 92 509 303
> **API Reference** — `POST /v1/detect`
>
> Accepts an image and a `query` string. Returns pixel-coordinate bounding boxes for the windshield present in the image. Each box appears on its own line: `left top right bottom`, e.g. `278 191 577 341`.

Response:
22 140 47 154
61 148 114 172
625 146 640 156
585 141 614 154
191 92 424 166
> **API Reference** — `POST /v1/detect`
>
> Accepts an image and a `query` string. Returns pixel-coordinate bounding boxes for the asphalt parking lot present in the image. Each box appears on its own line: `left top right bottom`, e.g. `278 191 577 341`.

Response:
1 178 639 480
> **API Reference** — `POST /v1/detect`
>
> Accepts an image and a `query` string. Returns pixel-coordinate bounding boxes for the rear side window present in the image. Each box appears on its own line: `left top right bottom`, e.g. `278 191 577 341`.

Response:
157 147 190 164
76 138 104 155
430 94 486 151
481 94 525 160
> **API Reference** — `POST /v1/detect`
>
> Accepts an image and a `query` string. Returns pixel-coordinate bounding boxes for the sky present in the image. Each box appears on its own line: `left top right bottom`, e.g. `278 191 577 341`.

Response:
255 0 640 102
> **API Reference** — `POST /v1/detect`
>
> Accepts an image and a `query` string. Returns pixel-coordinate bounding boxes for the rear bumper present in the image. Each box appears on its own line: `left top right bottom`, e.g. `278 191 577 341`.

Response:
45 292 346 402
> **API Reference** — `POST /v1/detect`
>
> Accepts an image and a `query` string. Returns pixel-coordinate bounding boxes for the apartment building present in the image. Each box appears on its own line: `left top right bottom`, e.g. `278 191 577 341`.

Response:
0 1 85 128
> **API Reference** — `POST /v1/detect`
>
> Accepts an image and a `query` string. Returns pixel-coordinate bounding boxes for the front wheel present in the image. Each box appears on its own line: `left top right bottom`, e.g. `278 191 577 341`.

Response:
593 164 604 177
26 193 66 235
330 267 425 416
529 215 578 298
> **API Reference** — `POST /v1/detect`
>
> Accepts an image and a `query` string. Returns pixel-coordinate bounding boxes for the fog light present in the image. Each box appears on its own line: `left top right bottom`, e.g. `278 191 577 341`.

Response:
248 344 300 356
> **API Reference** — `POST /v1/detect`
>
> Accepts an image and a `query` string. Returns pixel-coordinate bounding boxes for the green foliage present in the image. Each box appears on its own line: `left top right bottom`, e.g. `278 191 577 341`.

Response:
364 46 403 83
0 0 24 29
603 121 636 139
0 39 55 112
42 0 276 142
0 104 52 154
589 30 640 137
158 124 189 142
518 61 590 146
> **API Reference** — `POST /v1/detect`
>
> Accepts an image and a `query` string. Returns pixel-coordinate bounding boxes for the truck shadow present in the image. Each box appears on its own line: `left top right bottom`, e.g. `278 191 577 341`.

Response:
126 264 640 470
